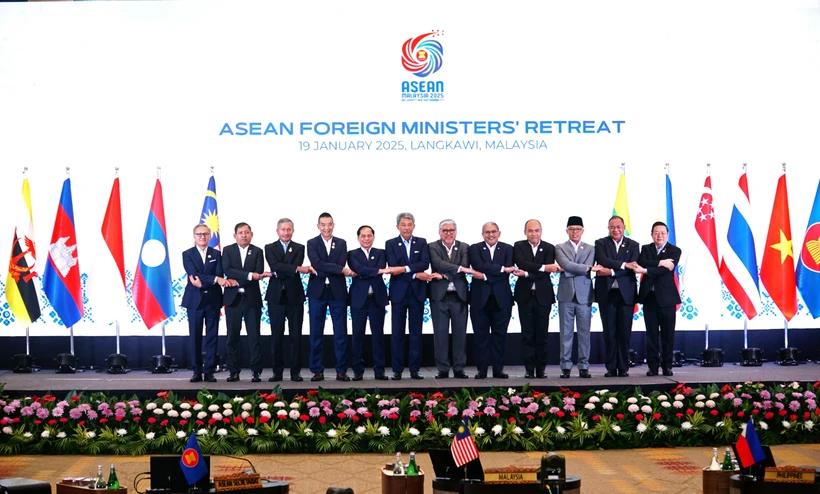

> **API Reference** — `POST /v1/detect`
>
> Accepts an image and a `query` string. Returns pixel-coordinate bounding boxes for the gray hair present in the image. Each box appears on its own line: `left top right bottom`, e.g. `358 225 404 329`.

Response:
396 212 415 224
439 219 457 230
482 221 499 232
277 218 294 228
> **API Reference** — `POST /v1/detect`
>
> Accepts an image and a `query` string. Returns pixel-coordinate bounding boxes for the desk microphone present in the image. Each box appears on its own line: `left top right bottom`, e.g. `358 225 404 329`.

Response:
213 454 257 475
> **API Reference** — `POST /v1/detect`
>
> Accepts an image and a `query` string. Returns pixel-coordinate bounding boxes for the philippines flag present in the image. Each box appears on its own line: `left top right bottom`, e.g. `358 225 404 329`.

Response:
735 418 766 468
132 179 175 329
42 178 84 327
719 171 762 319
796 180 820 318
199 175 221 250
451 419 480 467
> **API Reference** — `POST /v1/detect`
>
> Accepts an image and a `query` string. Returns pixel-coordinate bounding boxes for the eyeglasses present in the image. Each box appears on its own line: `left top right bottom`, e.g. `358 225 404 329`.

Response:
194 232 211 237
440 229 456 233
567 227 584 232
483 230 499 235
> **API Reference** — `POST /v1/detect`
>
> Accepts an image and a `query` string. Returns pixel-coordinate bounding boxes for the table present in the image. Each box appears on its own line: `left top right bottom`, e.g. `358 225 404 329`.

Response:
146 479 289 494
729 474 819 494
432 475 581 493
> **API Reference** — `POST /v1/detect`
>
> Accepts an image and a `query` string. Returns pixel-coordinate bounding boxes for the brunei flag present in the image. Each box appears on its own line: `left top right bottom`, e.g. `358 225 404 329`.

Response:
613 169 632 236
5 178 41 328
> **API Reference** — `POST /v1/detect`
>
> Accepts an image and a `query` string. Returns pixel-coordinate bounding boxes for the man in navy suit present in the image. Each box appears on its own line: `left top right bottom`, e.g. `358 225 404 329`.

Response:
182 224 232 383
385 212 432 380
348 225 391 381
222 222 267 383
306 212 356 382
469 222 516 379
594 215 640 377
630 221 682 377
265 218 314 382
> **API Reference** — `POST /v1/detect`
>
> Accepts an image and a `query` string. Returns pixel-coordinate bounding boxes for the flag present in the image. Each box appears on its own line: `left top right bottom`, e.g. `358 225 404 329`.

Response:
5 177 41 328
666 171 681 309
87 177 128 324
180 432 208 485
451 419 479 467
719 171 762 319
42 178 84 327
796 180 820 318
760 172 797 321
199 175 220 250
735 418 766 468
612 170 632 236
681 175 724 318
132 179 175 329
694 176 720 269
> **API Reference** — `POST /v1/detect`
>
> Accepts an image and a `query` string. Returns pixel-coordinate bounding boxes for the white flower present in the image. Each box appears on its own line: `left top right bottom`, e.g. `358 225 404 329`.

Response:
675 394 685 401
588 396 600 403
595 389 610 395
288 410 299 420
612 425 621 432
197 412 207 420
208 404 219 412
277 429 290 437
193 404 203 411
259 403 269 410
247 428 258 436
409 427 420 436
657 395 668 402
153 409 165 415
492 425 503 436
176 431 186 438
180 403 192 410
167 410 179 418
608 397 618 404
710 393 720 399
86 431 96 439
261 410 271 418
696 394 706 401
441 428 453 437
656 424 667 432
327 429 337 438
475 427 485 437
233 396 244 403
223 403 233 410
206 395 213 399
507 388 516 396
146 403 157 410
681 422 693 430
146 432 156 440
181 411 192 419
355 426 366 434
628 404 640 413
556 426 566 435
673 401 684 409
162 402 174 410
378 426 391 436
242 403 253 411
241 411 250 419
274 401 285 408
584 403 596 410
661 402 671 409
636 423 647 433
641 405 652 413
705 400 716 408
23 432 32 438
805 420 814 431
217 428 228 436
277 410 287 418
116 428 127 436
513 427 523 435
782 421 791 429
223 409 233 417
289 402 299 409
759 421 769 430
57 432 66 439
790 381 800 389
212 412 223 421
41 431 50 438
695 401 705 408
533 426 543 432
2 427 12 435
627 397 638 404
602 403 613 411
196 429 208 436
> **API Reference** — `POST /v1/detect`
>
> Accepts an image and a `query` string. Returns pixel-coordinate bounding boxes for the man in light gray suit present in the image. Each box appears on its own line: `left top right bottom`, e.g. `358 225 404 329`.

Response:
554 216 602 378
428 219 481 379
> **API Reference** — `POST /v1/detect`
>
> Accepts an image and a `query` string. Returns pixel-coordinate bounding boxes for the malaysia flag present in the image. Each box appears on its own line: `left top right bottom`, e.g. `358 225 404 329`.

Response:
42 178 84 327
132 179 175 329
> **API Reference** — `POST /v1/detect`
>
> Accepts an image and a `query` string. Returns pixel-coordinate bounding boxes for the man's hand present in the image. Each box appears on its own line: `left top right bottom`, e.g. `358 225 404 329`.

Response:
389 266 406 275
472 270 486 280
591 264 603 272
597 267 613 276
189 275 202 288
544 263 562 273
430 273 444 281
415 272 434 282
251 272 265 281
659 259 675 271
342 267 357 277
503 266 516 274
512 268 527 277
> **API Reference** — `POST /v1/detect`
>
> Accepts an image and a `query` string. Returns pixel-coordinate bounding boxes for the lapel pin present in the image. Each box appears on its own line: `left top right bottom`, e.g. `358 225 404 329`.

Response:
207 254 211 259
454 247 458 251
371 256 375 260
398 242 402 246
288 247 292 252
539 248 543 252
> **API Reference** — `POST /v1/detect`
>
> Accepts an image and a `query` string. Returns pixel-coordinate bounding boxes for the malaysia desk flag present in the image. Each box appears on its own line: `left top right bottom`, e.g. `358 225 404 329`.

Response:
132 179 175 329
180 432 208 485
451 419 479 467
735 418 766 468
796 180 820 318
42 178 84 327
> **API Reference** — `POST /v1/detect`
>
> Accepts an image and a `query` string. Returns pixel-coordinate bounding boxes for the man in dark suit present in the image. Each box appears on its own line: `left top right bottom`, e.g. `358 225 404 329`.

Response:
306 212 356 382
629 221 681 377
594 215 640 377
347 225 391 381
182 224 231 383
385 212 432 380
513 219 561 379
265 218 314 382
469 222 516 379
428 219 478 380
222 222 267 383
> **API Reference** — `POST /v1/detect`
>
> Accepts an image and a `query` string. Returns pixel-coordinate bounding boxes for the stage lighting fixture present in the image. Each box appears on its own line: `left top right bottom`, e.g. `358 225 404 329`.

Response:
701 348 724 367
12 354 34 373
106 353 130 374
776 347 800 366
151 355 175 373
672 350 684 367
740 348 763 367
55 353 77 373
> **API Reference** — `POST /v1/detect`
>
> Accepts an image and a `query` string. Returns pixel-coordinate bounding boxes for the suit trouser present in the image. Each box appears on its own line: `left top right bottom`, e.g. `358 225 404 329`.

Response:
269 301 303 376
225 294 263 374
390 294 425 374
188 305 220 375
517 296 551 373
643 292 676 372
430 292 468 373
470 295 511 373
558 298 592 371
599 289 634 373
308 291 348 374
351 296 386 375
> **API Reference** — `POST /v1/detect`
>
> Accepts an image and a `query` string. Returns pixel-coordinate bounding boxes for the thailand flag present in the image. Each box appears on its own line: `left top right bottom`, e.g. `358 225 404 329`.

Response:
132 179 175 329
42 178 84 327
735 418 766 468
719 171 762 319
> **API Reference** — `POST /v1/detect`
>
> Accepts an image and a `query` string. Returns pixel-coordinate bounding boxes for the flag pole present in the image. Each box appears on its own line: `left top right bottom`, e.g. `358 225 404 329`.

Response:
782 162 792 355
65 167 76 357
704 163 711 353
157 166 168 360
23 167 32 359
114 167 121 356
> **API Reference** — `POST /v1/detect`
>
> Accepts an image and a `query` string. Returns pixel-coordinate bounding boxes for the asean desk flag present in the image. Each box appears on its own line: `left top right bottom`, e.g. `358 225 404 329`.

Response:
796 180 820 318
42 178 84 327
735 418 766 468
5 177 41 328
612 170 632 236
132 179 175 329
199 175 220 250
760 172 797 321
180 432 208 485
451 419 479 467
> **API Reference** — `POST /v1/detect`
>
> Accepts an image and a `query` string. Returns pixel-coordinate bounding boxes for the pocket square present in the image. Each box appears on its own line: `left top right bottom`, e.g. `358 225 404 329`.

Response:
208 259 216 263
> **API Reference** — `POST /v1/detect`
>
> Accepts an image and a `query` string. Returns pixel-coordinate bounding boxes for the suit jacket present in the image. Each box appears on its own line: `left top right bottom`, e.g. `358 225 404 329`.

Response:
222 243 264 307
555 239 595 304
385 235 430 303
637 242 682 307
593 235 640 305
181 246 224 310
264 240 306 306
306 235 348 300
513 240 556 306
469 241 514 310
428 240 470 303
347 247 389 308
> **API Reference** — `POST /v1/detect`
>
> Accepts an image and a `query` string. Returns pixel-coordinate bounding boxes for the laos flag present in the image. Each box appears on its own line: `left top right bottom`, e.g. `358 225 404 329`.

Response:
42 178 84 327
132 179 175 329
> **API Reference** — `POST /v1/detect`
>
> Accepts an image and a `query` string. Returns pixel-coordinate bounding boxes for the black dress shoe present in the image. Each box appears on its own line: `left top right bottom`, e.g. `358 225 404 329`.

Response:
311 372 324 382
579 370 591 378
391 372 402 380
269 374 283 382
604 371 617 378
251 372 262 383
227 373 240 382
453 371 469 379
336 372 351 382
290 374 304 382
524 372 535 379
662 369 674 376
190 374 203 383
436 371 449 379
352 373 363 381
646 370 658 377
204 374 217 383
619 371 629 377
493 372 509 379
560 370 571 379
536 371 547 378
410 372 424 380
374 373 388 381
475 371 487 379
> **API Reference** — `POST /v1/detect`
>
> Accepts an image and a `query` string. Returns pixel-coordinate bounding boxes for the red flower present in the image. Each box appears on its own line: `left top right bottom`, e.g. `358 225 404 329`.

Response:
48 420 57 426
157 391 169 400
34 420 41 425
532 391 544 399
99 418 108 424
720 384 733 394
526 415 534 420
710 410 719 416
42 394 56 403
148 417 157 424
616 414 625 420
116 416 124 422
430 392 445 401
409 416 417 422
765 412 774 419
778 410 787 417
259 416 269 424
60 418 68 423
805 412 811 420
409 392 425 399
196 420 204 425
556 411 565 418
675 413 683 419
208 418 217 425
160 420 169 427
308 390 318 396
222 418 231 424
573 392 581 399
180 420 188 426
592 415 601 421
70 395 81 403
653 413 661 420
686 409 694 415
493 413 500 418
389 414 398 420
445 413 454 418
133 417 140 422
752 409 760 415
426 417 435 422
12 418 19 423
724 412 733 418
32 395 40 402
789 414 797 421
337 412 346 419
364 412 373 418
318 416 326 425
737 411 745 418
476 411 484 416
636 414 644 421
508 417 516 424
352 415 361 422
671 382 692 395
538 412 546 417
78 421 85 426
234 417 243 423
570 412 578 418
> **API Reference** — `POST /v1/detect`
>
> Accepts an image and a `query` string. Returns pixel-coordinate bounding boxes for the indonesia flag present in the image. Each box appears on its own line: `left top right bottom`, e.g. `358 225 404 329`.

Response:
719 171 762 319
42 178 84 327
132 179 175 329
735 418 766 468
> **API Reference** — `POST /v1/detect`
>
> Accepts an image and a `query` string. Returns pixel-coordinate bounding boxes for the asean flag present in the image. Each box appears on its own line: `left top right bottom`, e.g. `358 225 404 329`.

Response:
132 179 175 329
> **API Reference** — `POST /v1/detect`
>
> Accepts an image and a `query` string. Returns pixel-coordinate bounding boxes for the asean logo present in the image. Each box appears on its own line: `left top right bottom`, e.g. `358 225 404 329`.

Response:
181 448 201 467
800 222 820 273
402 31 443 77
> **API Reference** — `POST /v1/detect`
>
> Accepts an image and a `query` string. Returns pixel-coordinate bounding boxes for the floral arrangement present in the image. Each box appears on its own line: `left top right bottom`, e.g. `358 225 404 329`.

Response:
0 381 817 455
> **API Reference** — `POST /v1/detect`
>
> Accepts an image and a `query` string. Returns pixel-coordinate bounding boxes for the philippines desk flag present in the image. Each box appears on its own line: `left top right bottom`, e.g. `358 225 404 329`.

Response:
735 418 766 468
199 175 220 250
451 419 479 467
796 180 820 318
180 432 208 485
42 178 84 327
132 179 175 329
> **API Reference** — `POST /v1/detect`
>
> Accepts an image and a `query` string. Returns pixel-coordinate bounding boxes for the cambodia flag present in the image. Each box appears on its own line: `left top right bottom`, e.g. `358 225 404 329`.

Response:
42 178 84 327
132 179 175 329
735 418 766 468
796 180 820 318
180 432 208 485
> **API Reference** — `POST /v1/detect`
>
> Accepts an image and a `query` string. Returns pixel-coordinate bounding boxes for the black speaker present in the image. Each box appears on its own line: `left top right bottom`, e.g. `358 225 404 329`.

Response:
672 350 684 367
740 348 763 367
54 353 77 373
12 354 34 373
701 348 724 367
777 347 800 366
151 355 174 374
106 353 130 374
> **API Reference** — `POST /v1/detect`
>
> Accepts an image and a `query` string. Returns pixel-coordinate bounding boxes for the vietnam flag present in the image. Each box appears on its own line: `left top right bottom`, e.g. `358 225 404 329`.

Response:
759 172 797 320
